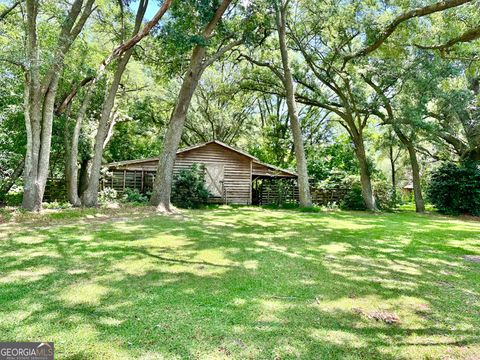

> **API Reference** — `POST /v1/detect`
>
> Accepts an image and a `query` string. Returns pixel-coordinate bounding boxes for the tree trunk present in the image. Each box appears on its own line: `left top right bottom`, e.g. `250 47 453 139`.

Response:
149 0 233 212
406 144 425 213
81 56 130 207
353 136 377 211
22 0 42 211
275 2 312 207
65 88 94 206
82 1 148 207
149 47 206 211
78 158 91 197
389 144 397 200
21 0 94 211
394 128 425 213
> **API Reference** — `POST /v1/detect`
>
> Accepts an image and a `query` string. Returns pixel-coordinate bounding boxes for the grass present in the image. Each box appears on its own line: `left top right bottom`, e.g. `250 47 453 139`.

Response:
0 206 479 359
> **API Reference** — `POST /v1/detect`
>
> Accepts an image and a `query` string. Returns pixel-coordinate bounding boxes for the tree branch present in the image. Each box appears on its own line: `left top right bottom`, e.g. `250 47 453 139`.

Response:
415 25 480 50
239 54 285 83
0 0 23 22
202 39 243 69
344 0 474 61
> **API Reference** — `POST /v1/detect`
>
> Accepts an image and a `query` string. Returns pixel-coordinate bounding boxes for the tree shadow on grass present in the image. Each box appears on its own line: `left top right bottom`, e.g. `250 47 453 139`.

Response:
0 207 479 359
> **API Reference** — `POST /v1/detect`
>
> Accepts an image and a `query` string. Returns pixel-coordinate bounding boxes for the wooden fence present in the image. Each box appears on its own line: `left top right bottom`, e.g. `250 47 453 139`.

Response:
100 170 156 194
255 179 348 206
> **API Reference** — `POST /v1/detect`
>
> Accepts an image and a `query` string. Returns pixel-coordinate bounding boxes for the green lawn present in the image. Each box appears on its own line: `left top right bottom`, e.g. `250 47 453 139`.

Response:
0 206 479 359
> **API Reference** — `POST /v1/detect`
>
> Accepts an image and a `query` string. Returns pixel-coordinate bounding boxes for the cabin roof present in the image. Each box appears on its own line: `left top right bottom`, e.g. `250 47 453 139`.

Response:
106 140 297 177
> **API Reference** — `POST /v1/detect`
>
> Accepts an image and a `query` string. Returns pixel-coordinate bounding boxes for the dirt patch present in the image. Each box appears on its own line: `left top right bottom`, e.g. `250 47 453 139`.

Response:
459 214 480 222
463 255 480 263
353 308 400 325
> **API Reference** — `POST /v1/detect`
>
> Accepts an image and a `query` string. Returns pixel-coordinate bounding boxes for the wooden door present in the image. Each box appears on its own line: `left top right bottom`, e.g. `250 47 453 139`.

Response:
204 163 224 197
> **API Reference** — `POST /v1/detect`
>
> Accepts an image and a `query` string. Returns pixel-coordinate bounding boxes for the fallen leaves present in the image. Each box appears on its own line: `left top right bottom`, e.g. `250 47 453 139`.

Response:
353 308 401 325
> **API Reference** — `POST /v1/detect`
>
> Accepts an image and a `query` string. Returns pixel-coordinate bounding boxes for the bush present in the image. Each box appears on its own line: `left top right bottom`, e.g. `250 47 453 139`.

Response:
171 164 210 208
2 185 23 206
122 188 148 204
340 183 367 210
338 176 398 211
373 180 399 211
98 187 118 205
427 162 480 216
42 201 72 210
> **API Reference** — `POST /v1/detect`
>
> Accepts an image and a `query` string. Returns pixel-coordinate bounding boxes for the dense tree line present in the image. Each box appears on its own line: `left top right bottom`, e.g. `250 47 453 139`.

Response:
0 0 479 213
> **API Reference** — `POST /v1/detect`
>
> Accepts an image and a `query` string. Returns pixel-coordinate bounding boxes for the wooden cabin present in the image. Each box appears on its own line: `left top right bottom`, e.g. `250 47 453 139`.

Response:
105 140 297 205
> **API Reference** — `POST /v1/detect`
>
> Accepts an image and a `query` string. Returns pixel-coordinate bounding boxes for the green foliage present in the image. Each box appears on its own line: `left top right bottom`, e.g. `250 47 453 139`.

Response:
340 183 367 211
98 187 118 205
42 202 72 210
307 137 359 182
121 188 149 204
373 180 399 211
3 188 23 207
427 162 480 216
171 164 210 209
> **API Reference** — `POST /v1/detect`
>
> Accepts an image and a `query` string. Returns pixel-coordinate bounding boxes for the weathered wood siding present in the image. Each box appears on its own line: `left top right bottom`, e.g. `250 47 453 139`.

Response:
252 162 294 177
174 142 252 204
108 142 253 204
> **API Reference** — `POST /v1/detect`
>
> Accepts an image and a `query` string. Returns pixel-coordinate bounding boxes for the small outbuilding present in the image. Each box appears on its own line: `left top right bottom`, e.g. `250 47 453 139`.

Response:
105 140 297 205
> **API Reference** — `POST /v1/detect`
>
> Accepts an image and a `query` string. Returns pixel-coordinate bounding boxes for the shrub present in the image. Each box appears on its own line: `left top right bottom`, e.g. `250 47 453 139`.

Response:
171 164 210 208
3 186 23 206
42 201 72 210
427 162 480 216
373 180 399 211
98 187 118 205
340 183 367 210
122 188 148 204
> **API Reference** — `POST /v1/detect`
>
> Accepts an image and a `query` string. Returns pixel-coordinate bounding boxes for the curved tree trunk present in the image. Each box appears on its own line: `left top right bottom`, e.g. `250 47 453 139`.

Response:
394 127 425 213
65 88 94 206
82 1 149 207
353 137 377 211
149 47 206 212
275 2 312 207
389 144 397 200
81 56 130 207
406 144 425 213
150 0 233 212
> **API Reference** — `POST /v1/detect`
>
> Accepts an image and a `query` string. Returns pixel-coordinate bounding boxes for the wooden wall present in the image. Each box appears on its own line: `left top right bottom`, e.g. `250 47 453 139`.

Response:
106 142 253 205
174 143 252 204
252 162 291 177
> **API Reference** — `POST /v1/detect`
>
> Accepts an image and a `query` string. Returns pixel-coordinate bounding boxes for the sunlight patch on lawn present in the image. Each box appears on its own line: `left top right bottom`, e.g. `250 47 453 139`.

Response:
272 338 303 359
320 218 376 230
242 260 258 270
0 266 55 284
51 324 132 360
257 299 291 323
112 257 159 276
383 341 480 360
131 234 191 249
446 239 480 253
59 281 110 306
193 248 234 267
12 233 48 244
0 302 42 327
98 316 124 327
319 242 352 254
309 328 366 348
